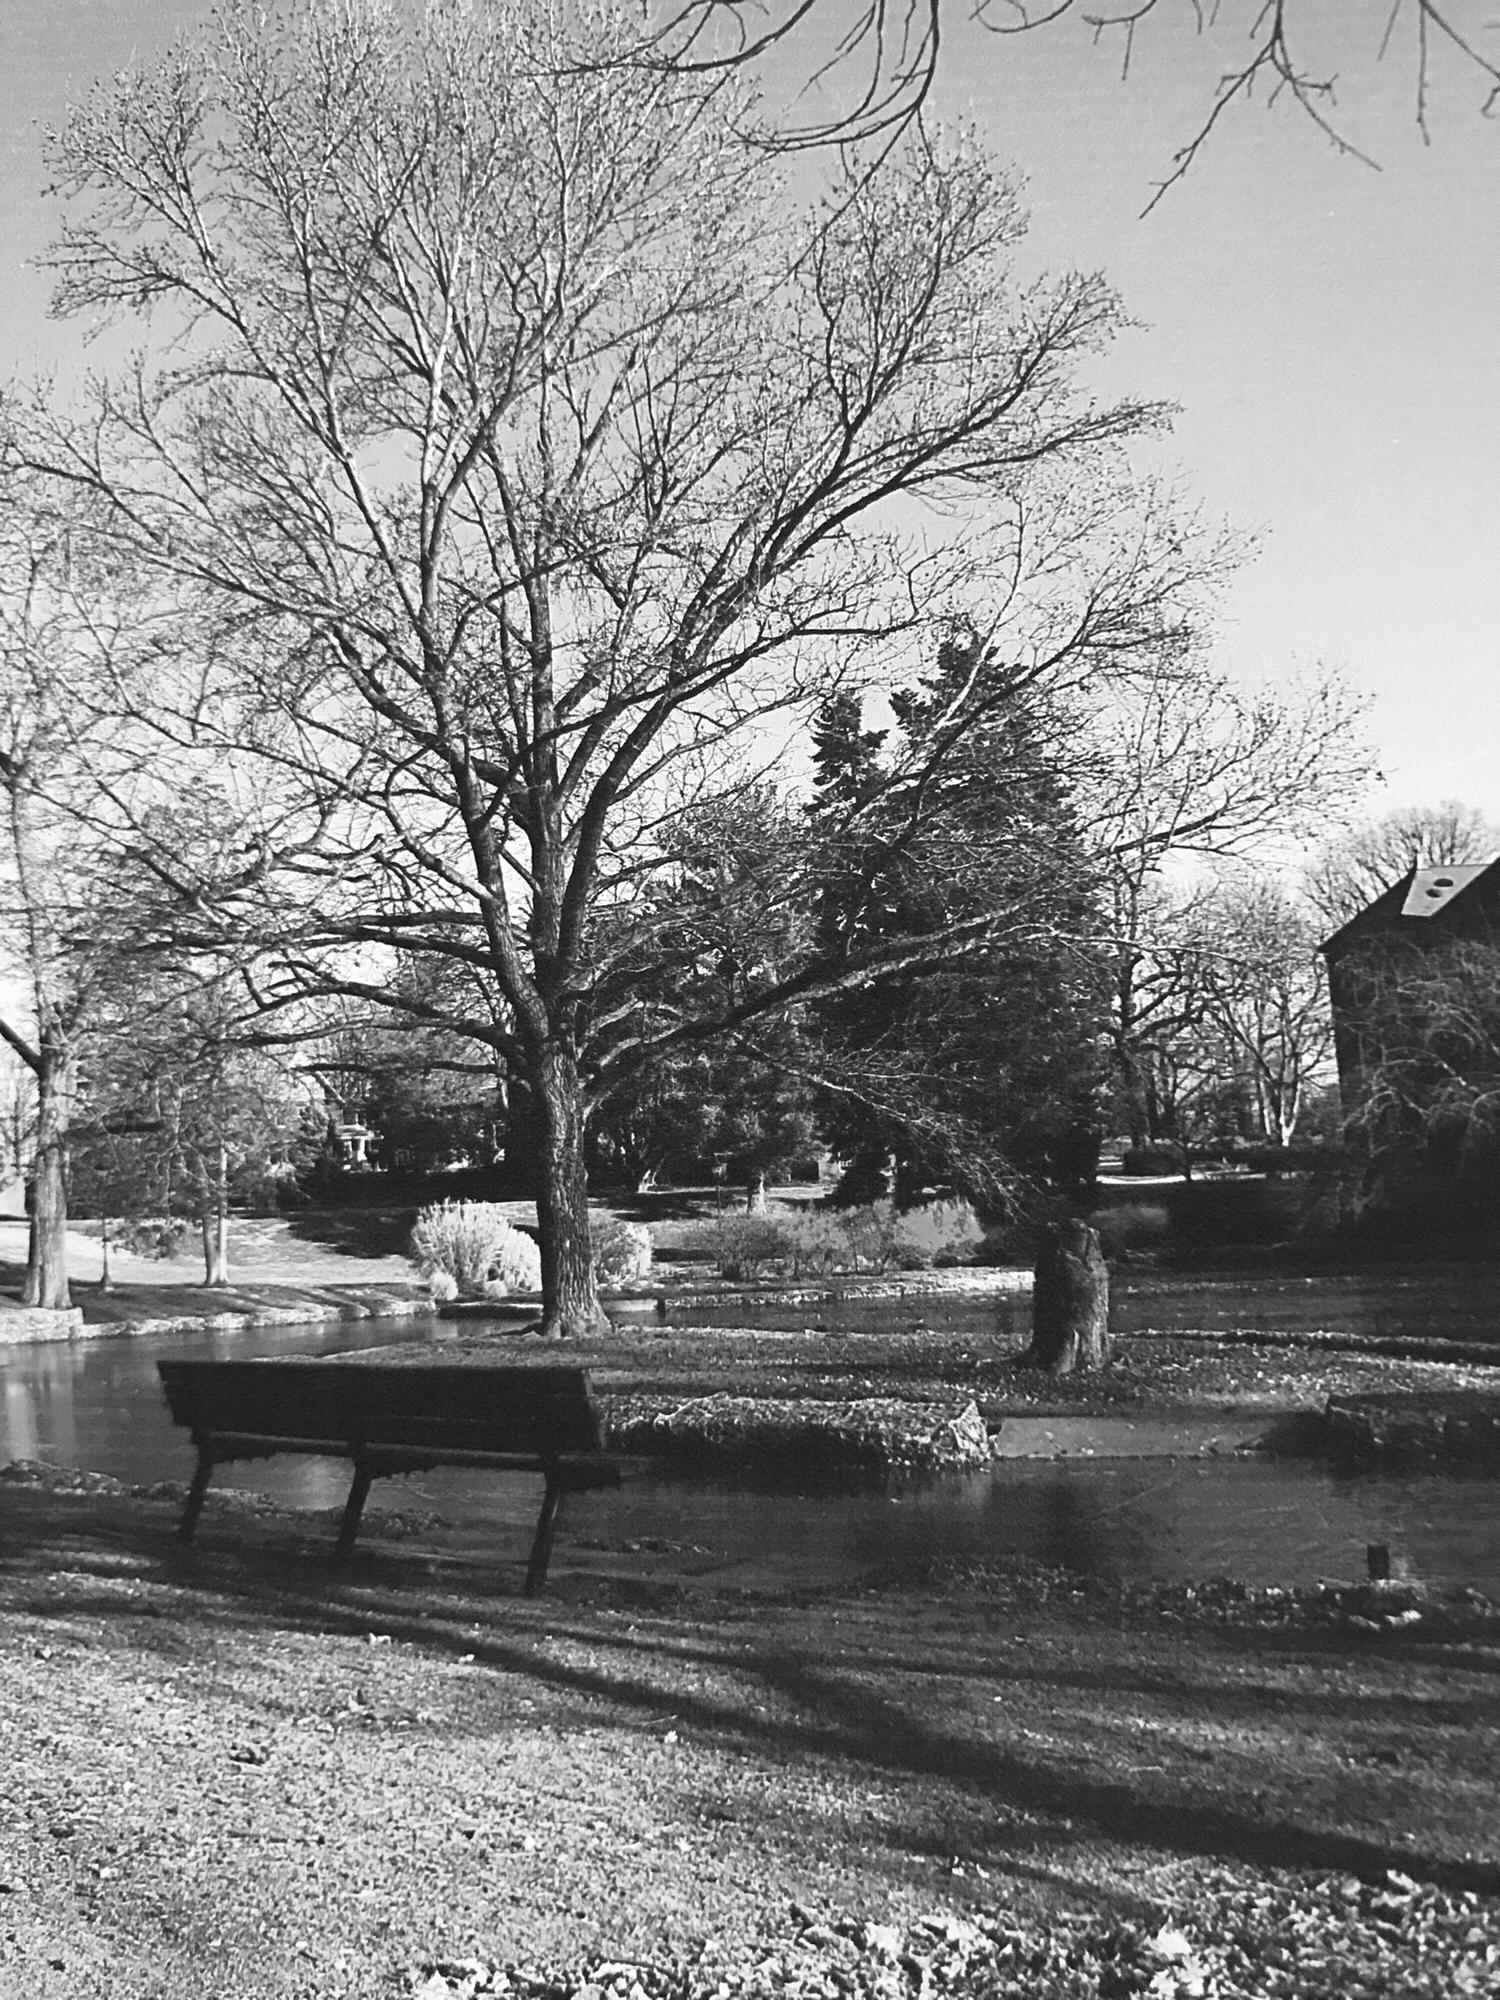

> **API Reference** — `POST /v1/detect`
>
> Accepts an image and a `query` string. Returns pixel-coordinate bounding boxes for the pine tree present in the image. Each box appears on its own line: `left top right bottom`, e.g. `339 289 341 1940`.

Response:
808 634 1108 1212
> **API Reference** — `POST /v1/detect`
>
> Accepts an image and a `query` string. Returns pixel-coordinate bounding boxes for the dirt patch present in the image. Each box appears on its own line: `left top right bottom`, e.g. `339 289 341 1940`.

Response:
0 1476 1497 1999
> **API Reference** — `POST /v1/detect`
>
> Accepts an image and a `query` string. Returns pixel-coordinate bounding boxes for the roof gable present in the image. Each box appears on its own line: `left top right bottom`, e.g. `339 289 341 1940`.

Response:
1321 855 1500 958
1399 864 1490 918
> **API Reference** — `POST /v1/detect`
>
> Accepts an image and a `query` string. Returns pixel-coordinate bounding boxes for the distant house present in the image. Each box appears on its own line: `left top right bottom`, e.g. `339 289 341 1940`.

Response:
1320 859 1500 1108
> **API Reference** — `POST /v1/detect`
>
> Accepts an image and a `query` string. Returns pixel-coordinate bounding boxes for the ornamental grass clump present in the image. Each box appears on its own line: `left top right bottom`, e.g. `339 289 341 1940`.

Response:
590 1216 653 1282
410 1201 541 1298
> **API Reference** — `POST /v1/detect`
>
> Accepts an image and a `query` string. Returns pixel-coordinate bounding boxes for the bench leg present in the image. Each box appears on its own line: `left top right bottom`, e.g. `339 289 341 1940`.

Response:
335 1461 374 1565
179 1451 214 1543
524 1478 563 1597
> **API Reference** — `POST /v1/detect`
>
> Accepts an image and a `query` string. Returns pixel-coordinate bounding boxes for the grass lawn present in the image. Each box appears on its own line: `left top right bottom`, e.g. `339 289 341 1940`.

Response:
0 1212 428 1328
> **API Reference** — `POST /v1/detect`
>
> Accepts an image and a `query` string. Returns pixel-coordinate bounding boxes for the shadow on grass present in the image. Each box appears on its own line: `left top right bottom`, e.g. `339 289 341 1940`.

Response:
281 1207 420 1259
599 1186 723 1227
3 1483 1498 1904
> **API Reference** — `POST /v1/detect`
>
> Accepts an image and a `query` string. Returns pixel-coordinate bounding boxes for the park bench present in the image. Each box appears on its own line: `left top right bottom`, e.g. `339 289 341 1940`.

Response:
156 1359 622 1595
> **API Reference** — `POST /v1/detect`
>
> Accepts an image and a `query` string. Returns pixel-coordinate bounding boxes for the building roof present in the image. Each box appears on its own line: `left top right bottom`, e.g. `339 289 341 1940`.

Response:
1398 864 1490 918
1321 855 1500 959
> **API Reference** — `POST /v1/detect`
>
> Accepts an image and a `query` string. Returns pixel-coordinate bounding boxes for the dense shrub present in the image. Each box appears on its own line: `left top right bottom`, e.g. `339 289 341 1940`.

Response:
1085 1202 1172 1255
292 1164 521 1208
1237 1143 1337 1174
973 1216 1034 1266
590 1216 653 1282
1164 1176 1309 1248
410 1201 540 1296
1119 1145 1190 1177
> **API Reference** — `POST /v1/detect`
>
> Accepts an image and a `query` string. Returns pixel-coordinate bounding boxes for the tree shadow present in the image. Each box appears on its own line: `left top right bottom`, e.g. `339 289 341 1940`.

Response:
4 1485 1498 1901
281 1207 420 1259
603 1187 721 1227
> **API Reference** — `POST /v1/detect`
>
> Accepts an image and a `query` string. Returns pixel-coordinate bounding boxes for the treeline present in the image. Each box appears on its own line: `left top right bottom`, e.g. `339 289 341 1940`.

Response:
0 2 1491 1321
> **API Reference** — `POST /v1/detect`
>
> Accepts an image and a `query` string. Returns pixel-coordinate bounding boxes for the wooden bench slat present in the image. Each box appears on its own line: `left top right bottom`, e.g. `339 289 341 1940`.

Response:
158 1361 604 1455
155 1359 622 1593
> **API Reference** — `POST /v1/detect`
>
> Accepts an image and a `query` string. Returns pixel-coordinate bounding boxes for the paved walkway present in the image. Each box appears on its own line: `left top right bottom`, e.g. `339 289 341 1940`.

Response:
0 1217 417 1293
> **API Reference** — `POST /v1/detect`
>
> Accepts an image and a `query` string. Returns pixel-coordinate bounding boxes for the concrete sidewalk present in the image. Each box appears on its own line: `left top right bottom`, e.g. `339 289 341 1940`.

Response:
0 1217 429 1339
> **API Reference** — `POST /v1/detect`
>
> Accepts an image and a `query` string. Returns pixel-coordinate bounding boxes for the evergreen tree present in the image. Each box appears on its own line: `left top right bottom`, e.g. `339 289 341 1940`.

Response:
809 635 1108 1212
588 790 820 1203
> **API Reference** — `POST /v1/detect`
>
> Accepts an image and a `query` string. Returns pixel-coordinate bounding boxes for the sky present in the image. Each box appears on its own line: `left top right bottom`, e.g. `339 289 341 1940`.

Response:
2 1 1497 826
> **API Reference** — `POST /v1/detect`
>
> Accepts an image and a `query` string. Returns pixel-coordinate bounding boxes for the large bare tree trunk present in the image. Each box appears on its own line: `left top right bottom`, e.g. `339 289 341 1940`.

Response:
1022 1219 1111 1375
745 1168 768 1213
22 1040 74 1309
532 1043 607 1339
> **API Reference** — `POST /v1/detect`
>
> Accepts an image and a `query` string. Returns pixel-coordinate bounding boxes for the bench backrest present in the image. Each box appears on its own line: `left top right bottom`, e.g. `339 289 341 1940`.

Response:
157 1360 604 1457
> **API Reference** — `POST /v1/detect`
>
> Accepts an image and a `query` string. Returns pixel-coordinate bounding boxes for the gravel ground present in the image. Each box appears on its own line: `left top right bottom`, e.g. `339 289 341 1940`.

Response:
0 1474 1497 2000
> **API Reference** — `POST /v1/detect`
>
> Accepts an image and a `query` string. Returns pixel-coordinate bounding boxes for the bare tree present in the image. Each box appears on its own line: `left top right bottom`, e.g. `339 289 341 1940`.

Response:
626 3 1500 195
1073 664 1371 1145
81 987 310 1287
1305 800 1498 932
17 0 1224 1334
1191 877 1332 1148
0 474 254 1305
0 501 135 1307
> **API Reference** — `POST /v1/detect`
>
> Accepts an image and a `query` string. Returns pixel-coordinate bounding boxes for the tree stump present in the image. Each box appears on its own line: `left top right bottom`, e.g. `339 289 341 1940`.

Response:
1023 1219 1111 1375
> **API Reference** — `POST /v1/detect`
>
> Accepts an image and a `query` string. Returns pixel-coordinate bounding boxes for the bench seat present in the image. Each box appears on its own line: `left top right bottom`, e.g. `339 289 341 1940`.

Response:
157 1359 622 1594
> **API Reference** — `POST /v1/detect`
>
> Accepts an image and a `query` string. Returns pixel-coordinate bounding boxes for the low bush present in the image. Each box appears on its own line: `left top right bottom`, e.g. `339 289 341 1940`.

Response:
682 1197 986 1280
118 1217 191 1260
410 1200 540 1297
838 1203 901 1271
591 1216 653 1283
1086 1202 1172 1255
782 1209 849 1277
705 1214 794 1281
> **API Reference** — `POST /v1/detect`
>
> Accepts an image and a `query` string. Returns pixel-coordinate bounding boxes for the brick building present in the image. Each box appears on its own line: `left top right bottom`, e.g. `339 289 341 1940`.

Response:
1321 860 1500 1106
